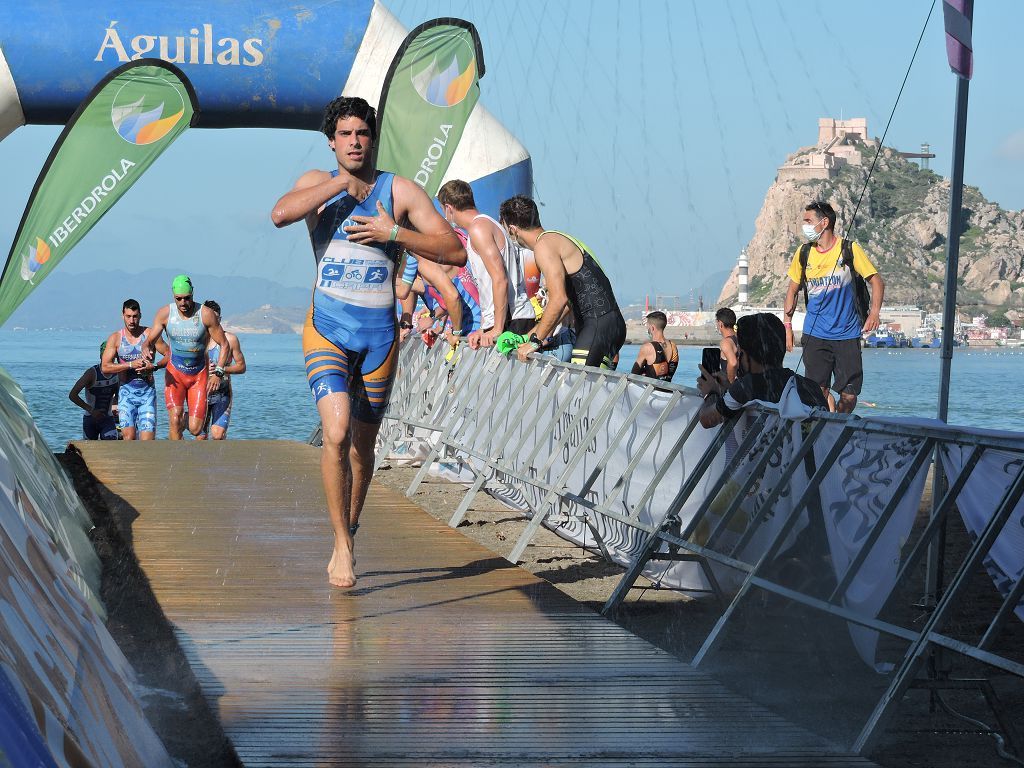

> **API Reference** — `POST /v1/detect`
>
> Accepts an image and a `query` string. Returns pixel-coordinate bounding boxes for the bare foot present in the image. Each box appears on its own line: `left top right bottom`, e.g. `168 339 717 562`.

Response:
327 545 356 574
328 543 356 588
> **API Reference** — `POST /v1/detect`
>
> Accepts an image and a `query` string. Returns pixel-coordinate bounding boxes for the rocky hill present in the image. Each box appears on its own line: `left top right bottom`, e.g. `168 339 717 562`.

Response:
718 139 1024 313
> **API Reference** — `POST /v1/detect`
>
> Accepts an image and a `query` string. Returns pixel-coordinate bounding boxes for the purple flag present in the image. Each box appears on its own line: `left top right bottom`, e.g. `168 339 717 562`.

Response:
943 0 974 79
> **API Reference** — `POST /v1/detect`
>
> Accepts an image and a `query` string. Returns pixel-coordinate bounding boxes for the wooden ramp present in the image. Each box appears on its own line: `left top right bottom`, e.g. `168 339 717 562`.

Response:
75 440 875 767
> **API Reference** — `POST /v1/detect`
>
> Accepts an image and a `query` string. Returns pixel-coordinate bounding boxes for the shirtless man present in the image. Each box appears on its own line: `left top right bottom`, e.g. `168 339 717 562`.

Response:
715 307 740 383
270 96 465 588
438 180 533 347
499 196 626 368
198 300 246 440
101 298 168 440
632 311 678 382
144 275 231 439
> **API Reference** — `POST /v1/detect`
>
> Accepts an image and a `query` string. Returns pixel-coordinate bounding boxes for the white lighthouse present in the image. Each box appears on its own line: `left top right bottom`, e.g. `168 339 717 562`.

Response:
737 248 749 305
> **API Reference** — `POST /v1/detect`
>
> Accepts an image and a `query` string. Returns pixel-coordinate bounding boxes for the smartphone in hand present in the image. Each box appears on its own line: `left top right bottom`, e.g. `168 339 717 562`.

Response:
701 347 722 375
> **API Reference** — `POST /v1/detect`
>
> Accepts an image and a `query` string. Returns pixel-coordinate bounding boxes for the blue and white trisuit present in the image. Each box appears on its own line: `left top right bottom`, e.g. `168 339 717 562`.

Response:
303 171 400 422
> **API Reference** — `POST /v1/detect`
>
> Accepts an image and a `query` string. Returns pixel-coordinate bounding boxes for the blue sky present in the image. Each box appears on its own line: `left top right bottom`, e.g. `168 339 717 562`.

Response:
1 0 1022 307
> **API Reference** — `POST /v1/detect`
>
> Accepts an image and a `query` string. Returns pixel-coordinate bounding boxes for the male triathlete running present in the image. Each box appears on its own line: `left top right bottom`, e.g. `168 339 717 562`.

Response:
145 275 231 440
438 180 533 345
197 300 246 440
270 96 465 588
498 195 626 368
101 298 167 440
69 342 120 440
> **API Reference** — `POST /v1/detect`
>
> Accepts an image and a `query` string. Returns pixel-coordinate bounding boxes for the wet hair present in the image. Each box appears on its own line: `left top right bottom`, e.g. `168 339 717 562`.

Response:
646 311 667 331
437 180 476 211
204 299 221 316
320 96 377 140
122 298 140 312
736 313 786 368
805 201 837 231
715 307 736 327
499 195 542 230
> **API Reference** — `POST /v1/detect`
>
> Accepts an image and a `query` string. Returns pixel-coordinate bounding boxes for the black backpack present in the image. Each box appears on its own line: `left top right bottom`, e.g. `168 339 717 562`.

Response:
798 238 871 324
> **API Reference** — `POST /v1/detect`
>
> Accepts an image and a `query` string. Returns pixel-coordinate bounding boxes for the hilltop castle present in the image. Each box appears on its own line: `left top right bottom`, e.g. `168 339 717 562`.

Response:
776 118 876 182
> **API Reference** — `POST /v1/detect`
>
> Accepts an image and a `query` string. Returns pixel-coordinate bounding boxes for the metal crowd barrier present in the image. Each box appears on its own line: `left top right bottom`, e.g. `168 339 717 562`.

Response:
375 340 1024 757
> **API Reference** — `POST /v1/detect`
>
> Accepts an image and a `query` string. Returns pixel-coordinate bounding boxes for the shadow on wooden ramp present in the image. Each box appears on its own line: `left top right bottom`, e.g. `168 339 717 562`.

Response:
73 440 876 768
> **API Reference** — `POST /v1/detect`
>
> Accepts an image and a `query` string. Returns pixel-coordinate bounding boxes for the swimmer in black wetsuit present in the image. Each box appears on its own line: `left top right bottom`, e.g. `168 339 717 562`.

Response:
632 311 678 382
498 195 626 369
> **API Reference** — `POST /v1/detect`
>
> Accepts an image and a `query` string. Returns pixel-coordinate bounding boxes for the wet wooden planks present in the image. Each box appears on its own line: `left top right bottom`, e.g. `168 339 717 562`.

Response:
75 440 875 767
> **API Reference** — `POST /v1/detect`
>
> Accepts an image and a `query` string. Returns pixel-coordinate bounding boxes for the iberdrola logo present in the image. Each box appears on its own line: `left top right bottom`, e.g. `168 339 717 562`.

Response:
111 77 185 145
20 237 51 283
410 35 476 107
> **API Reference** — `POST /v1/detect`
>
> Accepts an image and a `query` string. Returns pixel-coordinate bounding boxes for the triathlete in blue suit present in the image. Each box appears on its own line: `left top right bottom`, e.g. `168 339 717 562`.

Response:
197 300 247 441
271 96 465 589
101 298 168 440
69 342 119 440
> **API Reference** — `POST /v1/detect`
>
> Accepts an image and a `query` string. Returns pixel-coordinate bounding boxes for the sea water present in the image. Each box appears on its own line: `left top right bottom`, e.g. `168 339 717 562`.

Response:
2 330 1022 451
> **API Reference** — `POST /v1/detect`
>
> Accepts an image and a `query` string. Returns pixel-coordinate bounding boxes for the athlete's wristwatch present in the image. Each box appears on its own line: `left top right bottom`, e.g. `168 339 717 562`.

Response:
528 333 543 350
213 366 225 378
399 320 413 330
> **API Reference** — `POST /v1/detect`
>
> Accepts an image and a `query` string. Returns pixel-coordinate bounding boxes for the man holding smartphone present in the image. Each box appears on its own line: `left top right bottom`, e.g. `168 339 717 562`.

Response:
697 313 827 428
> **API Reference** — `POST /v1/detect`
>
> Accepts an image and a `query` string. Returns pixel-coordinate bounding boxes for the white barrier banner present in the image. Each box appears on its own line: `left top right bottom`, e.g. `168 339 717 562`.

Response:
816 425 929 671
693 411 812 593
382 346 1018 674
940 445 1024 623
392 348 722 591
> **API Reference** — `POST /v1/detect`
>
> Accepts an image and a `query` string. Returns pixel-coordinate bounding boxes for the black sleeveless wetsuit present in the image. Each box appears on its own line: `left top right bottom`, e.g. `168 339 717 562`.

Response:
539 230 626 369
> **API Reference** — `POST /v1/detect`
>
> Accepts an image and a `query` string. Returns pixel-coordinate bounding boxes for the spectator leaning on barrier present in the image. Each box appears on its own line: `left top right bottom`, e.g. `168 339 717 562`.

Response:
696 313 828 429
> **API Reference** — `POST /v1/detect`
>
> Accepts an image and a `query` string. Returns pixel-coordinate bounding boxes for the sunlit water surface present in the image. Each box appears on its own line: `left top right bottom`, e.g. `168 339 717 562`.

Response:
2 330 1021 451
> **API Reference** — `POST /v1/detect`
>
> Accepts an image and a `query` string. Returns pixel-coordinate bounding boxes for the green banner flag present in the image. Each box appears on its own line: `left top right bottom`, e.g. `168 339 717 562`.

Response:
0 60 198 325
375 18 484 197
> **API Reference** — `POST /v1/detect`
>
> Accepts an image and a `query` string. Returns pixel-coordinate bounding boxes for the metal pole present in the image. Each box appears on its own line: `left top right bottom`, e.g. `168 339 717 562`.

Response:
924 75 970 679
936 75 970 424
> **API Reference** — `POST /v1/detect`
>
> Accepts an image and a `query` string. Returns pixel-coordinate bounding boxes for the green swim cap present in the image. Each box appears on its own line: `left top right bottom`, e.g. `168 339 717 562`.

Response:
172 274 193 296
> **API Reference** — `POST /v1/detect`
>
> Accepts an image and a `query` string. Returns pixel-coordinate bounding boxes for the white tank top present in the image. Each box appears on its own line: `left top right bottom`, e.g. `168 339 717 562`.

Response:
465 214 534 327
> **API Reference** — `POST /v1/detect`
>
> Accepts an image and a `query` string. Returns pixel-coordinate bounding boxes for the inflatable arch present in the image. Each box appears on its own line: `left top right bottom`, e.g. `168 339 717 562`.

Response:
0 0 532 216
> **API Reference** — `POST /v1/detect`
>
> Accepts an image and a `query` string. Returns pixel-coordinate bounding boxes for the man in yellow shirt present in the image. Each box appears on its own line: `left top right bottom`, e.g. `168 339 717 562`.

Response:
782 202 884 413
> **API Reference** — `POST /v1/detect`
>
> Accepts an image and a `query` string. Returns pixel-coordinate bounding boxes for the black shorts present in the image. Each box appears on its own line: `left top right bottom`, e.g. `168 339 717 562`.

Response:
507 318 534 335
802 335 863 395
572 311 626 369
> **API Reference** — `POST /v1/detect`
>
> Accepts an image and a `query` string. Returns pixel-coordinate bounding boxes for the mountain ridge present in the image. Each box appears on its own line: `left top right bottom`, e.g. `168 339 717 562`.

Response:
5 269 310 330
